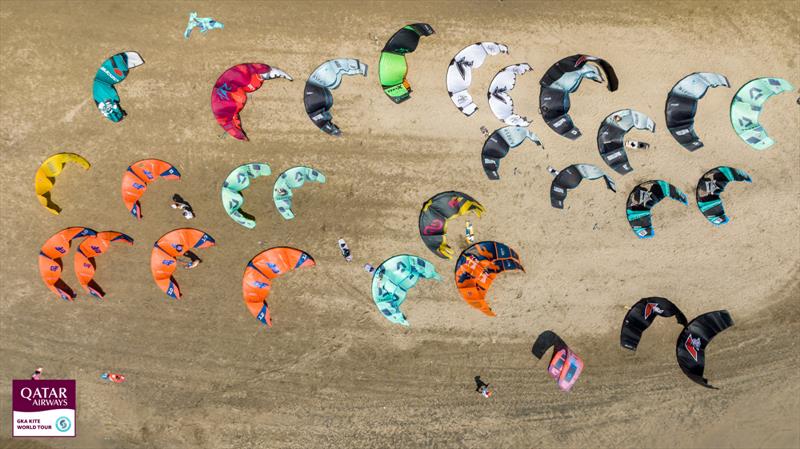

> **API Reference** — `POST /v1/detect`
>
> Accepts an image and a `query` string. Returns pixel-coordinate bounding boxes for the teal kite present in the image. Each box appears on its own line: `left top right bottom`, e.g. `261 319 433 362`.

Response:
221 163 272 228
371 254 441 326
730 77 794 150
93 52 144 122
273 166 326 220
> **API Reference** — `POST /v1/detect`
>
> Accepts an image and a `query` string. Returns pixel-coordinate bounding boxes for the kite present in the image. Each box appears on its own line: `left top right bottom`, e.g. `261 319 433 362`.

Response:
730 77 794 150
379 23 435 103
481 126 543 180
93 51 144 122
626 180 688 238
696 166 752 226
620 297 687 351
273 166 326 220
446 42 508 116
304 58 368 136
150 228 215 299
539 54 618 139
74 232 134 298
549 164 616 209
211 63 293 141
39 227 96 300
372 254 441 326
488 63 533 126
242 247 315 327
665 72 729 151
531 331 584 392
419 191 485 259
35 153 91 215
454 241 523 316
221 162 272 228
184 12 223 39
597 109 656 175
121 159 181 219
676 310 734 388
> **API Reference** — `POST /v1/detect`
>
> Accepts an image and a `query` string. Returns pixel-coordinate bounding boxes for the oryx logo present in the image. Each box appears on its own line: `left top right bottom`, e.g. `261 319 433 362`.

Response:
684 334 701 362
643 303 664 320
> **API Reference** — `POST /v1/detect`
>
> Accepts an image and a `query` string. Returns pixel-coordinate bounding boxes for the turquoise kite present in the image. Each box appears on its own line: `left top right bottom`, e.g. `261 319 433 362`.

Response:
371 254 441 326
93 52 144 122
221 162 271 228
273 166 326 220
730 77 794 150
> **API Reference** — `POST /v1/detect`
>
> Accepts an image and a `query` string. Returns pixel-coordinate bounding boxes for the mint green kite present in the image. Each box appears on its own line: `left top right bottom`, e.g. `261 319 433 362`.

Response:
221 162 271 228
731 77 794 150
273 166 326 220
371 254 441 327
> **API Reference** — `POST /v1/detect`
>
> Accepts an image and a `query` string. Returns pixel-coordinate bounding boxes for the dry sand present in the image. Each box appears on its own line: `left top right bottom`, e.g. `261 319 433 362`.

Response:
1 1 799 448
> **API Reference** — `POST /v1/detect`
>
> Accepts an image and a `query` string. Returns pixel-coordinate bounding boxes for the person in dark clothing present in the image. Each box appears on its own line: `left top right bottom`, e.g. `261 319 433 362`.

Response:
474 376 492 398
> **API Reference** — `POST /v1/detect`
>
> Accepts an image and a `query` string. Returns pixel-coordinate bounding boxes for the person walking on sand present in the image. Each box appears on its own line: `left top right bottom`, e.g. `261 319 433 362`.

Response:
31 367 43 380
475 375 492 398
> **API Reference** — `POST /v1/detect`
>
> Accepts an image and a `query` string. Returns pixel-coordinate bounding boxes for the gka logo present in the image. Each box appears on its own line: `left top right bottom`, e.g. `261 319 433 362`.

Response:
684 334 701 362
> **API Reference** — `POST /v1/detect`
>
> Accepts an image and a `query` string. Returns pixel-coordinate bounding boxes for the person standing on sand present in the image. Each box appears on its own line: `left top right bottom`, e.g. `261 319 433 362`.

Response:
475 376 492 398
31 367 42 380
177 251 201 269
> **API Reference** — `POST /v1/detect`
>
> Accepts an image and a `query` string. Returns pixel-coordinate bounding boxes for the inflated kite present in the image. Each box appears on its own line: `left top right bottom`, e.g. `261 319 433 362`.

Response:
454 241 524 317
211 63 293 140
481 126 543 180
150 228 214 299
273 166 326 220
730 77 794 150
304 59 368 136
121 159 180 219
539 54 618 139
419 191 485 259
596 109 655 175
372 254 441 326
35 153 91 215
242 247 315 327
531 331 584 392
626 180 688 238
221 162 272 228
549 164 616 209
665 72 729 151
676 310 734 388
488 63 532 126
379 23 434 103
620 297 687 351
695 166 751 226
39 227 97 300
74 231 134 298
93 52 144 122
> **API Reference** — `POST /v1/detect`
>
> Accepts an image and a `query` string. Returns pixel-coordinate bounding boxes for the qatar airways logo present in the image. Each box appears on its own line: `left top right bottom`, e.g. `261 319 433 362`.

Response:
19 386 68 407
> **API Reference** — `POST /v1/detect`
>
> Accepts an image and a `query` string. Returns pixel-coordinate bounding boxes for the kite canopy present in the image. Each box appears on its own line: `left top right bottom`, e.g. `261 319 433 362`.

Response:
596 109 656 175
488 63 532 126
184 12 223 39
150 228 214 299
549 164 616 209
730 77 794 150
35 153 91 215
620 297 688 351
121 159 180 219
539 54 618 139
74 231 134 298
481 126 542 180
304 59 368 136
454 241 523 317
446 42 508 116
39 227 97 300
211 63 293 141
221 162 272 228
695 166 752 226
626 180 688 239
676 310 734 388
419 191 485 259
531 331 584 392
273 166 326 220
665 72 729 151
379 23 434 103
93 51 144 122
372 254 441 326
242 247 315 327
